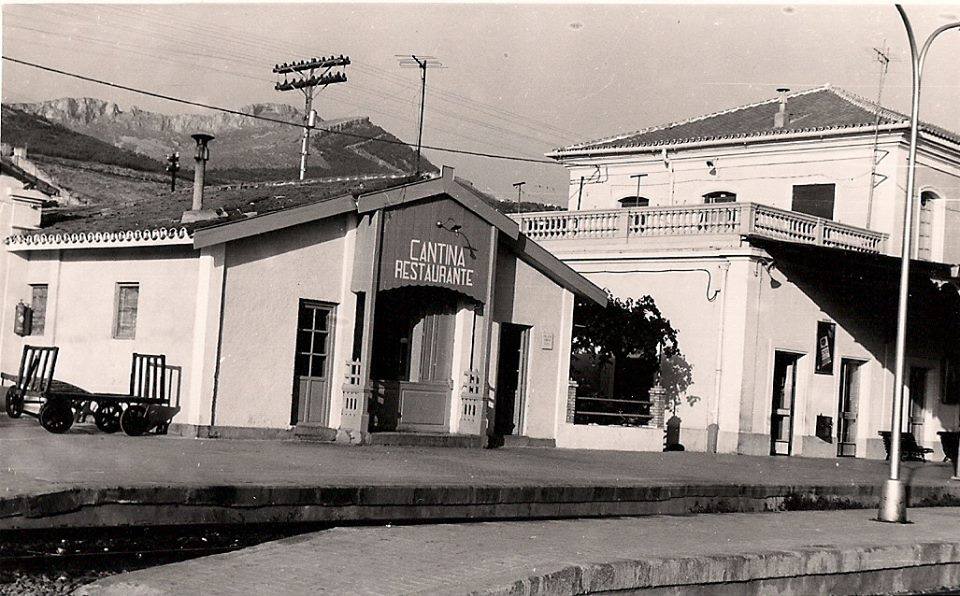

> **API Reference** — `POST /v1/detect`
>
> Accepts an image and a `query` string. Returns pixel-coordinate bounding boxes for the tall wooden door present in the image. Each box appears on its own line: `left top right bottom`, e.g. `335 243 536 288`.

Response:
837 359 861 457
494 324 529 437
907 366 927 437
291 301 335 426
770 352 799 456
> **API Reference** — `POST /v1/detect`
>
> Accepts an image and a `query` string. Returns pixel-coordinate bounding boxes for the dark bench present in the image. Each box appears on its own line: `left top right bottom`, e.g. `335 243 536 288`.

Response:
878 430 935 462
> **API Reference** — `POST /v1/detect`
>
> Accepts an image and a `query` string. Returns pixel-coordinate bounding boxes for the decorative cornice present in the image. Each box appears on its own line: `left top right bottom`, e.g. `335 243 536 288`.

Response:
5 227 193 250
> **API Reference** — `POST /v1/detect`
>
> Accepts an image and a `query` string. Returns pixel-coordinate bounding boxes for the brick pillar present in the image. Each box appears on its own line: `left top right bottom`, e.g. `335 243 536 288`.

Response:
566 380 578 423
649 385 667 428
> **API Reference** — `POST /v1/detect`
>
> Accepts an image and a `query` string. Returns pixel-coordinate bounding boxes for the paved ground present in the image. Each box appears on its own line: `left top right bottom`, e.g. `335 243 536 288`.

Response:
80 508 960 595
1 416 954 500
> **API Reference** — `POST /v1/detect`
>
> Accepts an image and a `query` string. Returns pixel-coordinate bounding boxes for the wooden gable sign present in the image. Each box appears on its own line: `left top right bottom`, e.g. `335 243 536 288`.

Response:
379 196 491 303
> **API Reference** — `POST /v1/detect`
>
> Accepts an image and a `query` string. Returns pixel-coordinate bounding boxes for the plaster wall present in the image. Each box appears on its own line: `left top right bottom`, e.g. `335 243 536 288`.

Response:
214 215 352 429
492 249 571 440
1 246 199 405
558 256 733 452
567 137 912 257
745 259 958 460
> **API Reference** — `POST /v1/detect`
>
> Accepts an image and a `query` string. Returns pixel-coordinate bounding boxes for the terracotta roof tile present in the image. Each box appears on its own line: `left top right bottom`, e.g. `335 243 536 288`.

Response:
552 86 960 155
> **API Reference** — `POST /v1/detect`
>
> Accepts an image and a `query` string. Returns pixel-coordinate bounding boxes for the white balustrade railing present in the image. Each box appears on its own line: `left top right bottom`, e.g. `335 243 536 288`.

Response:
514 203 887 254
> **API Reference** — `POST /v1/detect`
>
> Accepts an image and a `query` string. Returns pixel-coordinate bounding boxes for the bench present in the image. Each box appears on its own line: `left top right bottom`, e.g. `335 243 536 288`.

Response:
878 430 935 462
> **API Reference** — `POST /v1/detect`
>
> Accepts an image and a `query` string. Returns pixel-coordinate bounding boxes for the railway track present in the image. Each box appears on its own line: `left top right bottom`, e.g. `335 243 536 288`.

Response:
0 523 328 595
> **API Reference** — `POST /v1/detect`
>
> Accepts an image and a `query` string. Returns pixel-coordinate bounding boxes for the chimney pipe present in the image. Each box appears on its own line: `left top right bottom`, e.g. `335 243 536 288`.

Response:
774 88 790 129
181 133 221 224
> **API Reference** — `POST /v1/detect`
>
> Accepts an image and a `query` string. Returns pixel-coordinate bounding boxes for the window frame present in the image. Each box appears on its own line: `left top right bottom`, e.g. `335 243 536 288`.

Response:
113 282 140 340
29 284 48 336
702 191 737 204
791 183 836 220
618 196 650 208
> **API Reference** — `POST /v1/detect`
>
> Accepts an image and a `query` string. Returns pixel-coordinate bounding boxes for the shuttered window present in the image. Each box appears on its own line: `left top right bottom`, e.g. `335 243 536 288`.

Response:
30 284 48 336
113 283 139 339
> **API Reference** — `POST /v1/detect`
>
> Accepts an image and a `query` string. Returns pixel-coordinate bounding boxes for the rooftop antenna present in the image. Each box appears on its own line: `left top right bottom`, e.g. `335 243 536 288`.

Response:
397 54 444 176
865 43 892 228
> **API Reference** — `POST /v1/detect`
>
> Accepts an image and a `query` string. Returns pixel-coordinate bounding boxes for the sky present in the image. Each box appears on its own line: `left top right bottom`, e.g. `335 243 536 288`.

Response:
2 2 960 204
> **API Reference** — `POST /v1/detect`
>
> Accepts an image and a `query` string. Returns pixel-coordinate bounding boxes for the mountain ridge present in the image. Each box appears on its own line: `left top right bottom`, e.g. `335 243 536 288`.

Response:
7 97 431 179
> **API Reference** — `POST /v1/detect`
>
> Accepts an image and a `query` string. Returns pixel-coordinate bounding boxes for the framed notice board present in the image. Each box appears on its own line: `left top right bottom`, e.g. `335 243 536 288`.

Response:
815 321 836 375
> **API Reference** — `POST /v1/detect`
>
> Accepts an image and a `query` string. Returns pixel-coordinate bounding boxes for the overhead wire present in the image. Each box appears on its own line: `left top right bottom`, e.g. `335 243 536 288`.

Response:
2 55 564 166
9 5 572 151
71 4 583 143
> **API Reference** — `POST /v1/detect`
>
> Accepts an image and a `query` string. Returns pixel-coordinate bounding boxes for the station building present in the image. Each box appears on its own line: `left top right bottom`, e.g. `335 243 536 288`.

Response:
519 86 960 459
0 167 605 445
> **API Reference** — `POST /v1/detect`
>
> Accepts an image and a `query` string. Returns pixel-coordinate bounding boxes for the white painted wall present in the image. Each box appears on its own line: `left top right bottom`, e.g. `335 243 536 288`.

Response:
563 133 960 264
492 249 572 440
214 215 352 430
1 246 200 413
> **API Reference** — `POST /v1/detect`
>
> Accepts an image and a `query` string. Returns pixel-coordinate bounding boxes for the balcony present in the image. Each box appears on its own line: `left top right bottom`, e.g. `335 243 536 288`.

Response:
512 203 888 254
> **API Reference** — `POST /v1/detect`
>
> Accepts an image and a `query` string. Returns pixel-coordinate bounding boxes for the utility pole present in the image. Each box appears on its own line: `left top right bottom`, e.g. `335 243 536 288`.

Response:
630 173 648 199
398 55 443 176
512 181 526 213
273 55 350 181
165 152 180 192
865 44 892 228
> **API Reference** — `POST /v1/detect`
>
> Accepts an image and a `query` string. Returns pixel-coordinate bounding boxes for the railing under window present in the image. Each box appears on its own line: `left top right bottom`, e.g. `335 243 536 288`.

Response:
573 395 654 427
513 202 888 254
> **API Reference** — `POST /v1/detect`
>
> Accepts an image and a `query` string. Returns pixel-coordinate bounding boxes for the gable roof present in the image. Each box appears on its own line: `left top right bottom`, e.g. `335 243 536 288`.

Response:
549 86 960 158
194 167 607 305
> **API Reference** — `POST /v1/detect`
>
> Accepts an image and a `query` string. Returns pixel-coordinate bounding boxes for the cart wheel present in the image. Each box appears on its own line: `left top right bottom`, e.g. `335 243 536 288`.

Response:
39 400 74 434
120 405 149 437
4 387 24 419
94 403 123 433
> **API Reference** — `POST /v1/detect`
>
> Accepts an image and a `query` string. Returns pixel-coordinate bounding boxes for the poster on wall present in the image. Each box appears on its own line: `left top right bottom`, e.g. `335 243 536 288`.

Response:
815 321 835 375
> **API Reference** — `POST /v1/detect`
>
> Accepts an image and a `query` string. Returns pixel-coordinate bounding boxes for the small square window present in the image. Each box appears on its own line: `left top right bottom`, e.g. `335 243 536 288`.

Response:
29 284 48 336
113 283 139 339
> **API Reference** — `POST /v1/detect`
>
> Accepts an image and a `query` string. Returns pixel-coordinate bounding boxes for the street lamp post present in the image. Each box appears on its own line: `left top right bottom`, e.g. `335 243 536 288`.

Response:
878 5 960 523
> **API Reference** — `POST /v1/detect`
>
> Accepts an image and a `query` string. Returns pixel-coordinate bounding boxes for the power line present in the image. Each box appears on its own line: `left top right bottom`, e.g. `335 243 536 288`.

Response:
26 4 584 143
5 9 572 150
2 55 561 166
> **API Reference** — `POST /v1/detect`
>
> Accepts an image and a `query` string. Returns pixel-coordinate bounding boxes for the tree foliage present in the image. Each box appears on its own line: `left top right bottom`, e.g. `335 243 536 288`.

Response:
573 292 679 368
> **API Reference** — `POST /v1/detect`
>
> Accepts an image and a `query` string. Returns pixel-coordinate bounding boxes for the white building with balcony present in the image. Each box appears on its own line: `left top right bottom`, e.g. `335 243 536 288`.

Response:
519 85 960 459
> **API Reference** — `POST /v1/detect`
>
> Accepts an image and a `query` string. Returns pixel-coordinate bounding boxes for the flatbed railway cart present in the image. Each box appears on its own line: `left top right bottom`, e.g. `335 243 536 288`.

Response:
3 345 178 436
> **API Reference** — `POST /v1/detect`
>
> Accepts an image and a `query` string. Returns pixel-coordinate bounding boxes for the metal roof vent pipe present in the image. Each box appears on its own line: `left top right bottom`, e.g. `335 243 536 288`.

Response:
181 132 222 224
774 88 790 129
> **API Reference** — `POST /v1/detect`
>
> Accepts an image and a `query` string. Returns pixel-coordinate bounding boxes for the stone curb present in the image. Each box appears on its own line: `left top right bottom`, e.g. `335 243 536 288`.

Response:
463 541 960 595
3 482 960 530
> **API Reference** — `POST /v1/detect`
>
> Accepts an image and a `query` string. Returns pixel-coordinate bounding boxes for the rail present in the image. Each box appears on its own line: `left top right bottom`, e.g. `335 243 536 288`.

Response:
573 395 653 427
514 202 887 254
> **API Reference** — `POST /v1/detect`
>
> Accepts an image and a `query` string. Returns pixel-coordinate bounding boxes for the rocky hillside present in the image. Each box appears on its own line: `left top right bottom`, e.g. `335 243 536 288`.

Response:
7 97 434 181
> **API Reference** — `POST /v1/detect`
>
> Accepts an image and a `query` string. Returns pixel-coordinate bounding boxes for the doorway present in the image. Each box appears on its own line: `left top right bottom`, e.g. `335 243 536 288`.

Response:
837 359 862 457
770 351 800 456
907 366 927 437
494 323 529 437
291 300 335 426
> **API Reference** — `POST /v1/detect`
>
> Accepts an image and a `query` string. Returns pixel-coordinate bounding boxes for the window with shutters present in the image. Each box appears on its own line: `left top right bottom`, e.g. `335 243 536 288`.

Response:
113 283 139 339
29 284 48 336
